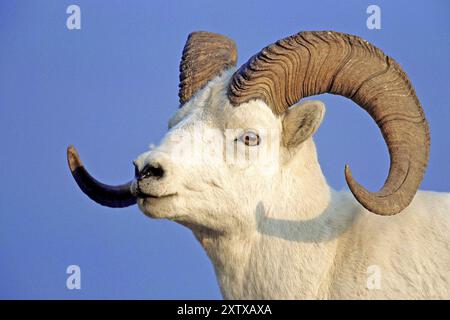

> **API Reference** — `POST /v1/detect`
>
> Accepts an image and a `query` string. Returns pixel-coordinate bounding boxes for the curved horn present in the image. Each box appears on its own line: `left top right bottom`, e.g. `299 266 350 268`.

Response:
179 31 237 105
67 145 136 208
228 31 429 215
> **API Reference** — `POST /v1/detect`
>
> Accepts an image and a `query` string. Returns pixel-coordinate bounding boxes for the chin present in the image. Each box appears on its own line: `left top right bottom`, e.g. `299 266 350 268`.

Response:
137 197 180 220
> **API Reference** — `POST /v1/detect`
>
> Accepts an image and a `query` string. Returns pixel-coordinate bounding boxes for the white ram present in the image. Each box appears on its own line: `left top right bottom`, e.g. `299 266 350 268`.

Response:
67 31 450 299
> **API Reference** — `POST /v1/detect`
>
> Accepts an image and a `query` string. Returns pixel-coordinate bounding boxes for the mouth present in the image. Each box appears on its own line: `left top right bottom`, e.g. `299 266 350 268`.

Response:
133 182 177 200
137 192 177 200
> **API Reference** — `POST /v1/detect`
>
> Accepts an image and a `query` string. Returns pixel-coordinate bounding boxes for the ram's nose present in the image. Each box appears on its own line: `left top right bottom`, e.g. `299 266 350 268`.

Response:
134 161 165 181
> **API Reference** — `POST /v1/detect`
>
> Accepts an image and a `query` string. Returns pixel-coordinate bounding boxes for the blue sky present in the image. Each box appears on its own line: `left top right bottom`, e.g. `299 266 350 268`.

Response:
0 0 448 299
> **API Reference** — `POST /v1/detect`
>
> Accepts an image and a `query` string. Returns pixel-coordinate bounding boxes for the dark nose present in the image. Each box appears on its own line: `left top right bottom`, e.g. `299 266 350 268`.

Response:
134 162 165 180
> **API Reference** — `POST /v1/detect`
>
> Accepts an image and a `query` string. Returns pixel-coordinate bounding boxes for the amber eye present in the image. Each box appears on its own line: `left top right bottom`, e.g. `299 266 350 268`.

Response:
239 131 260 146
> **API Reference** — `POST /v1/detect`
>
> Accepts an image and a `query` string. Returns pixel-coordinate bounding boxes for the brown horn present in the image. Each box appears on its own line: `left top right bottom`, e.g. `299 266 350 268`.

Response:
228 31 429 215
67 145 136 208
179 31 237 105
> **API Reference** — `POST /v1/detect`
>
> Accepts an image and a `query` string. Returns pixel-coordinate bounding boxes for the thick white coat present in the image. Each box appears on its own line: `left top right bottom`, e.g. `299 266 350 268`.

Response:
134 70 450 299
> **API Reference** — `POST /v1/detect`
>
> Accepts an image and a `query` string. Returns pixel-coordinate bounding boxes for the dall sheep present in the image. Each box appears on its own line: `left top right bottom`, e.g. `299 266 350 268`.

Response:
67 31 450 299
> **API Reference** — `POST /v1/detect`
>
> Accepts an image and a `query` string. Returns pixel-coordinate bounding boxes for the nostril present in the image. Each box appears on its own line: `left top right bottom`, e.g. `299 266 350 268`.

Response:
149 165 164 179
139 163 165 180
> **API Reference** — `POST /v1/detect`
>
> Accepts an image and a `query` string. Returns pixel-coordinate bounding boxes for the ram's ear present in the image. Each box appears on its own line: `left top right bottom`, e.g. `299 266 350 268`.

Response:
282 100 325 148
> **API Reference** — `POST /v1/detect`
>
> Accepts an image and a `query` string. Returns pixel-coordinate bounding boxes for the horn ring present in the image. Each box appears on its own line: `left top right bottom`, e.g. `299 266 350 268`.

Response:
228 31 430 215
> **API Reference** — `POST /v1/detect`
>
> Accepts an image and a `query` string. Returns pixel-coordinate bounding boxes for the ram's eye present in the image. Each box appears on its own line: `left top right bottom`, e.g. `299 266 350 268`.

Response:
239 131 260 146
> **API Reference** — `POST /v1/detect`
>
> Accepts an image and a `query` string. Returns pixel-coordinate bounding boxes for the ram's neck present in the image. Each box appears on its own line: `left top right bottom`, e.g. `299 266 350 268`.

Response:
196 203 344 299
194 140 351 299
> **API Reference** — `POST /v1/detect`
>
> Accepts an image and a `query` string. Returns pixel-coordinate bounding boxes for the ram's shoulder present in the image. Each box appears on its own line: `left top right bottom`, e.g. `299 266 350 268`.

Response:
354 190 449 223
400 190 450 224
411 190 450 207
338 190 449 247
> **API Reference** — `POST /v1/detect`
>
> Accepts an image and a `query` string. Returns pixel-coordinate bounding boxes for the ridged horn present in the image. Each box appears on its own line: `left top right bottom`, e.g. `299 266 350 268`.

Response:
67 145 136 208
228 31 430 215
179 31 237 105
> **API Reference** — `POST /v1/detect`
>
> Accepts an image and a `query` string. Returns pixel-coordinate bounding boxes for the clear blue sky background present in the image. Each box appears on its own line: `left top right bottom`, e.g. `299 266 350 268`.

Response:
0 0 448 299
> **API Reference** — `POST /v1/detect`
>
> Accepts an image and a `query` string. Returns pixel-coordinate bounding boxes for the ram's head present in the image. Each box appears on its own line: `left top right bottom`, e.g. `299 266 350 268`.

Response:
67 31 429 229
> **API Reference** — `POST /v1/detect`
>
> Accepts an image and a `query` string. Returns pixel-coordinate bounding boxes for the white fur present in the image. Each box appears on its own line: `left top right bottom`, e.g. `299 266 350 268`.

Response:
135 70 450 299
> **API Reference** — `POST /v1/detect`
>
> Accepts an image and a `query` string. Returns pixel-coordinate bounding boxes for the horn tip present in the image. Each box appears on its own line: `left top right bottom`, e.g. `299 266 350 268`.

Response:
67 145 82 172
344 164 351 179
